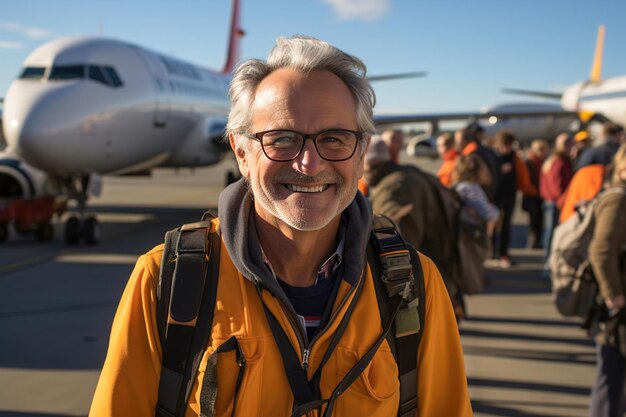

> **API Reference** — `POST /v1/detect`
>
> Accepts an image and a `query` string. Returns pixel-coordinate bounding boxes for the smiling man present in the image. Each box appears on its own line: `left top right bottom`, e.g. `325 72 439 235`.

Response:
89 35 472 417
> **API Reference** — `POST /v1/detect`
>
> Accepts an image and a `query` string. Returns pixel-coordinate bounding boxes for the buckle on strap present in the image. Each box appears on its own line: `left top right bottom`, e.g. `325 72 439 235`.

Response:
372 226 413 297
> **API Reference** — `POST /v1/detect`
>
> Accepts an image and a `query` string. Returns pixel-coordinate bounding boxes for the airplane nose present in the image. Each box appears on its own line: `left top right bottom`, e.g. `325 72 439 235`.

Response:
3 81 78 172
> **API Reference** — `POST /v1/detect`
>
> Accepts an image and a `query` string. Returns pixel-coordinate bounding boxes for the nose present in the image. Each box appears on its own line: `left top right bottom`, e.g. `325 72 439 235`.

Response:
293 138 324 175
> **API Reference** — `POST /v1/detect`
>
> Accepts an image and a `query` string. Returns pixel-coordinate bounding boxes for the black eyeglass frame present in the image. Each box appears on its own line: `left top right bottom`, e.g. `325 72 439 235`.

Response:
244 129 364 162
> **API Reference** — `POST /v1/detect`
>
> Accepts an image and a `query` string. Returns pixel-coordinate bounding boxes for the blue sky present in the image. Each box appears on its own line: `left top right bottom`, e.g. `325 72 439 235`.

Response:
2 0 626 115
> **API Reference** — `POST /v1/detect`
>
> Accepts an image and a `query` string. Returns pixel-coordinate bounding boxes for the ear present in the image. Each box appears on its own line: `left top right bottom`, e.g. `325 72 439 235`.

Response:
229 132 250 177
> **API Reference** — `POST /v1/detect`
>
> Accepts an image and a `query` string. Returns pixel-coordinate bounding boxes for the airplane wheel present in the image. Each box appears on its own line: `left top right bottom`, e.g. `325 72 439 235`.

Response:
65 216 81 244
36 222 54 242
0 223 8 243
84 217 100 245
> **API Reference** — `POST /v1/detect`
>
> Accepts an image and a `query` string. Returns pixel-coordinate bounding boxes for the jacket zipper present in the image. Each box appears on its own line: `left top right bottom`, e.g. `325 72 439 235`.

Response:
302 271 362 371
257 271 361 372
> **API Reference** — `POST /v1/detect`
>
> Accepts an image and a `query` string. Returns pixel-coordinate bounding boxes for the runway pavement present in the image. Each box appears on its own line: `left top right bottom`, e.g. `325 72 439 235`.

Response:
0 156 595 417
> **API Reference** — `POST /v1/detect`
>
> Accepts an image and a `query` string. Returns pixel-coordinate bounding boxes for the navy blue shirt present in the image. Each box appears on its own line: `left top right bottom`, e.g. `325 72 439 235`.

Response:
263 220 346 342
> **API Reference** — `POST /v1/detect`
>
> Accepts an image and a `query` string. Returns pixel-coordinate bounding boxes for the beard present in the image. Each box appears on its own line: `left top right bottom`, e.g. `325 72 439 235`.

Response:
246 170 356 231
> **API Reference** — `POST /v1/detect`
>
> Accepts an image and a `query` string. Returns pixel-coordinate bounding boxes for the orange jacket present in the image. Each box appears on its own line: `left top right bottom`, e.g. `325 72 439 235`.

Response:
437 148 459 187
358 177 369 196
559 164 606 223
89 220 473 417
514 154 538 196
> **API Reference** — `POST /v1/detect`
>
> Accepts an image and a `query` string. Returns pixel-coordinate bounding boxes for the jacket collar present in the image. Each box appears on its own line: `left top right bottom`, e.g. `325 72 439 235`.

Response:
217 178 373 292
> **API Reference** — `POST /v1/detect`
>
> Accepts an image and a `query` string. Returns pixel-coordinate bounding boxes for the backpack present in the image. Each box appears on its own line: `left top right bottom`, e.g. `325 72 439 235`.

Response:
548 187 626 318
154 213 425 417
411 167 487 295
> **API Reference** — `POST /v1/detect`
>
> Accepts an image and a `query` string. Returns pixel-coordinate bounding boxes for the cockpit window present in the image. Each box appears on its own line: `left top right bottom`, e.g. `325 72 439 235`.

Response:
88 65 108 85
46 64 123 88
103 66 123 87
19 67 46 80
49 65 85 80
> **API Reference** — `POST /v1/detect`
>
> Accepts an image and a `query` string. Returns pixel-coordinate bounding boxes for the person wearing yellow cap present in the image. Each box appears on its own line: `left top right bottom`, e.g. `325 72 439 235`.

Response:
571 130 592 167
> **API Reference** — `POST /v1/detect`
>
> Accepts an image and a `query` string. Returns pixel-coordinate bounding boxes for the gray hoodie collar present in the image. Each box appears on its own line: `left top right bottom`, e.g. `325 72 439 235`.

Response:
217 179 373 294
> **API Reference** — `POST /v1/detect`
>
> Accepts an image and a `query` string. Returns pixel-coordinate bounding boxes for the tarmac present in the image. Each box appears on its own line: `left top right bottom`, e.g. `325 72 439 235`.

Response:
0 155 596 417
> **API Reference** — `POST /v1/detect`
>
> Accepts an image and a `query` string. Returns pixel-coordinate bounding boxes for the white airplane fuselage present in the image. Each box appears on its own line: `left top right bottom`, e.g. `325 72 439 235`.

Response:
3 37 231 177
481 102 576 143
561 75 626 128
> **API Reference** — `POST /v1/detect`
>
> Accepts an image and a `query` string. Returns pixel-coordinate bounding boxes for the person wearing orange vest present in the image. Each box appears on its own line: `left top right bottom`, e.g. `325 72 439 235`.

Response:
89 35 472 417
436 132 458 187
559 164 607 224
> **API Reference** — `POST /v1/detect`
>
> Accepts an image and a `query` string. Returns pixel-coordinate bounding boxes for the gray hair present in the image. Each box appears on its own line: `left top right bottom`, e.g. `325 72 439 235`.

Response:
226 35 376 149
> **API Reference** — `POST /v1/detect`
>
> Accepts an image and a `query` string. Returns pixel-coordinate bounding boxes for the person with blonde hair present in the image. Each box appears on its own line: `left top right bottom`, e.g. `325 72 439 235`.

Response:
589 143 626 417
452 153 500 235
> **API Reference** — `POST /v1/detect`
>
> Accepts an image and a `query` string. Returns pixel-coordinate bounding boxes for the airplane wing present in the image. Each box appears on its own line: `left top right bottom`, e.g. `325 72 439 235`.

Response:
367 72 427 82
374 108 577 126
501 88 562 100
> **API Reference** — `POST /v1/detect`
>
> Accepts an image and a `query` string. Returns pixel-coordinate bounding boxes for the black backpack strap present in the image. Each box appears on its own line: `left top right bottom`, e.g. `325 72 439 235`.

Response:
155 219 221 417
368 215 425 417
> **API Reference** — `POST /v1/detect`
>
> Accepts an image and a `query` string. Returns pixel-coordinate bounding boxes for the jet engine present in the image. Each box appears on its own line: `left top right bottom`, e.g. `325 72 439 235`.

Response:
0 151 65 242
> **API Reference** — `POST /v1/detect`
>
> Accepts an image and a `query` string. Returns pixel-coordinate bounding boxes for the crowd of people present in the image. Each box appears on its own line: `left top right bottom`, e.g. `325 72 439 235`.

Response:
361 122 626 417
86 32 626 417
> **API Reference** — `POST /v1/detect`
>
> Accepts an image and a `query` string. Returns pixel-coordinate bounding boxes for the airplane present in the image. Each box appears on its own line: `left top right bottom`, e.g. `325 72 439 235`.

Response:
373 26 622 157
502 25 626 130
381 101 579 158
0 0 427 245
0 0 245 244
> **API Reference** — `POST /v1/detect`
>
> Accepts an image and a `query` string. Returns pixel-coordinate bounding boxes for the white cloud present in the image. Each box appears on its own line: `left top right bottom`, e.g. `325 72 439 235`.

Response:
322 0 389 21
0 21 53 39
0 40 22 49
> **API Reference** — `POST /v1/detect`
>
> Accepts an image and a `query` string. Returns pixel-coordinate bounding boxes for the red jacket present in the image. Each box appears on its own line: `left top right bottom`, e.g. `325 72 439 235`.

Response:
540 155 573 205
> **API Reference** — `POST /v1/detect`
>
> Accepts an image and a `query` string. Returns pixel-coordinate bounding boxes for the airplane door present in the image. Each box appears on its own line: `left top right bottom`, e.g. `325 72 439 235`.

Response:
135 49 171 128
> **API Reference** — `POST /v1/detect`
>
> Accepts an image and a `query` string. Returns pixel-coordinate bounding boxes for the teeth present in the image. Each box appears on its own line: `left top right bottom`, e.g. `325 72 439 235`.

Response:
286 184 328 193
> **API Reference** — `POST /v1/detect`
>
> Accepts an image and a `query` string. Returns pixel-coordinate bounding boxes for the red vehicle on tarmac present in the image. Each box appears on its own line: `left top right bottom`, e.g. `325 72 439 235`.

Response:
0 196 66 242
0 153 69 243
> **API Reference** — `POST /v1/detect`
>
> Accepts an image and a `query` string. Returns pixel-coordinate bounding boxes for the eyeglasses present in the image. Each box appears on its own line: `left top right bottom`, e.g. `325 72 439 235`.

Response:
244 129 363 162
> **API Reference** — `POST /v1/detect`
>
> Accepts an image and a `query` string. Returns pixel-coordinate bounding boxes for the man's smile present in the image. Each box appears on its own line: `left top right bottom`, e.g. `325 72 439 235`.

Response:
284 184 330 193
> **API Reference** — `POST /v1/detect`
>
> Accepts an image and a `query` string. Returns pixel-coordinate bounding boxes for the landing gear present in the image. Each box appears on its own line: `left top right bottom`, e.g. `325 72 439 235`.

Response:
65 215 100 245
63 174 102 245
65 216 81 244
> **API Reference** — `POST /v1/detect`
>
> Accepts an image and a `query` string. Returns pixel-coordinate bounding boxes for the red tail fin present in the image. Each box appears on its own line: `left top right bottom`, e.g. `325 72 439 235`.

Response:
222 0 245 74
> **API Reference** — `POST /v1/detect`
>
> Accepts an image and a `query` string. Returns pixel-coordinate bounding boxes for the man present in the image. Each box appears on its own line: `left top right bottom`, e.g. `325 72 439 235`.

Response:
436 132 458 187
576 122 624 171
570 130 593 167
364 137 464 320
381 128 404 163
89 35 472 417
365 136 456 285
522 139 549 248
